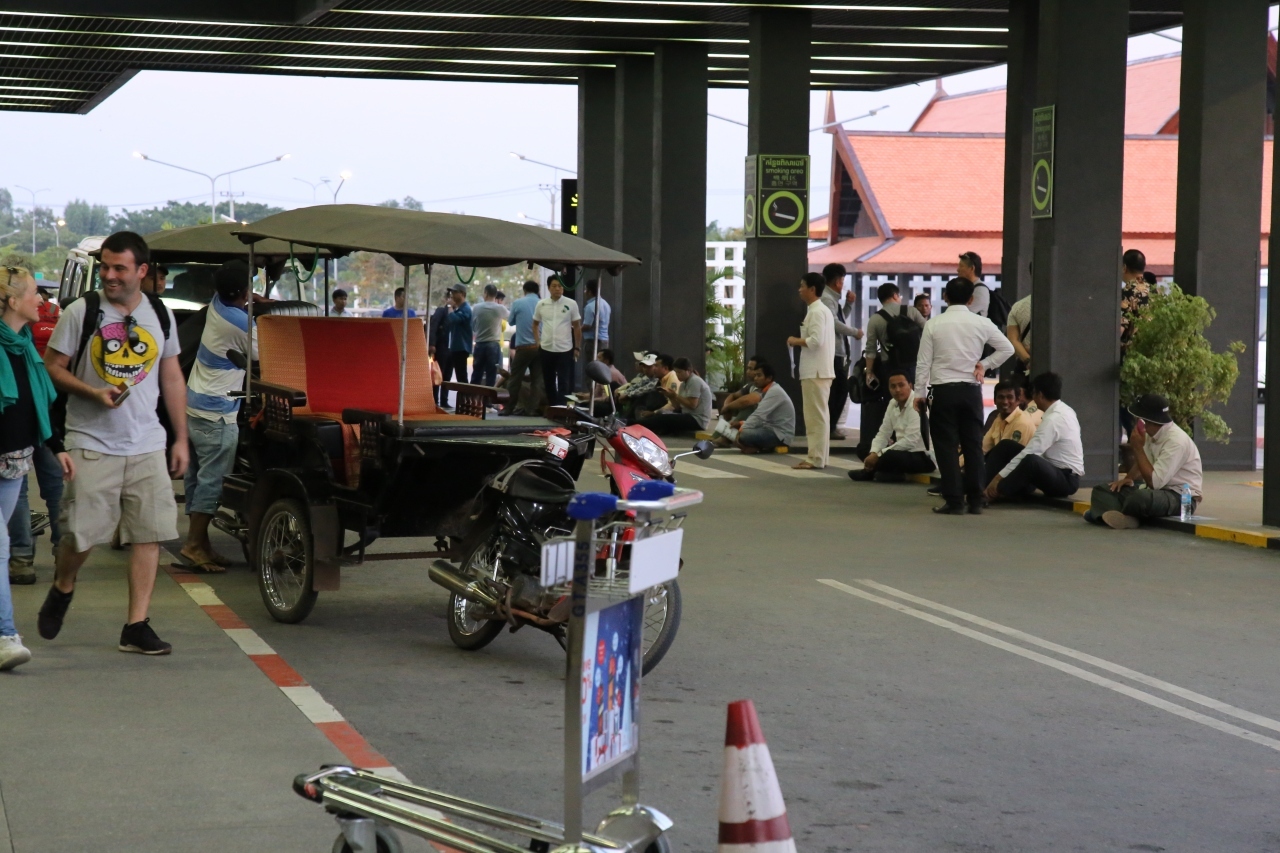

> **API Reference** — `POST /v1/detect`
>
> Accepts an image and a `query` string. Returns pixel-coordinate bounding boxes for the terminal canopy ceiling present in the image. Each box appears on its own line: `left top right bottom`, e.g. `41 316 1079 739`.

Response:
1 0 1182 113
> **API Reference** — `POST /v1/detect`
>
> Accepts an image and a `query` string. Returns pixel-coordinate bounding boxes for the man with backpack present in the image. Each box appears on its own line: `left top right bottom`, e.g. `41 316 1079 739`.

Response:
858 282 926 458
37 230 188 656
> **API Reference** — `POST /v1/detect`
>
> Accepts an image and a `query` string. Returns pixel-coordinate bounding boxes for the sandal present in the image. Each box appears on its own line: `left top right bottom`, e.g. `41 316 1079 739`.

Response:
178 548 226 574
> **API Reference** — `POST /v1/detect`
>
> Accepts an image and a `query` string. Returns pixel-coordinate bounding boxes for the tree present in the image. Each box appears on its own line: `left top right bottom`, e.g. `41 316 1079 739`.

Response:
110 200 284 233
0 188 12 230
1120 283 1243 442
378 196 425 211
63 199 111 235
706 220 746 242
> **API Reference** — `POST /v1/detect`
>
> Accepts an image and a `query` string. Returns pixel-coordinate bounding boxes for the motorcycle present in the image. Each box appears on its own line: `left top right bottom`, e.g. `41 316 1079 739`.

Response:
427 360 714 674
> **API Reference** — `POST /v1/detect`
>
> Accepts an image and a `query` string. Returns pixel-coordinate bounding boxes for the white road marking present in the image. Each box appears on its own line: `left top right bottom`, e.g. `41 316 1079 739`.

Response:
181 582 223 607
223 628 277 657
818 579 1280 753
280 685 346 724
854 579 1280 735
715 455 832 477
817 456 862 471
674 462 748 479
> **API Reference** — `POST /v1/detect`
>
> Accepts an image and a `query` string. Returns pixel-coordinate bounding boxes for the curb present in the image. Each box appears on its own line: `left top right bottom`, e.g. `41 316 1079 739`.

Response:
1036 497 1280 551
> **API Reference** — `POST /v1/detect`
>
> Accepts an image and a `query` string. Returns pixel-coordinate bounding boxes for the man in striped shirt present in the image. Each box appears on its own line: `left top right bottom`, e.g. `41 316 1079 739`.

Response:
181 260 257 570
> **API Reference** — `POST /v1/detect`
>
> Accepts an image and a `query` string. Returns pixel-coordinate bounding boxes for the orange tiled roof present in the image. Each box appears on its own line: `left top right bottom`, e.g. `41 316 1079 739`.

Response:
911 53 1183 135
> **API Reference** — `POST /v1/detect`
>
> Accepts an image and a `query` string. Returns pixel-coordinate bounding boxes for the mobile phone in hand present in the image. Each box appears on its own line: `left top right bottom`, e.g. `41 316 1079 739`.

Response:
113 385 132 406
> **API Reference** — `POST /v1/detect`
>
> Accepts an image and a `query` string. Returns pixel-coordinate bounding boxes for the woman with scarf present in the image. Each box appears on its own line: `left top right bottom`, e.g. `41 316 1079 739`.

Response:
0 266 74 671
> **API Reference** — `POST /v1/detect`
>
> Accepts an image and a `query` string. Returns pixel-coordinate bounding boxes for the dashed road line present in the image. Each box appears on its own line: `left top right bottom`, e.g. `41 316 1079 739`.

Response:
673 462 748 479
820 578 1280 754
714 455 832 477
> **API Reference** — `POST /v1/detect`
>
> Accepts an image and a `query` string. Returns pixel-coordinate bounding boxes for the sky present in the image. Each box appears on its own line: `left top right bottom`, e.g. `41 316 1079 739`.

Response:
0 21 1209 233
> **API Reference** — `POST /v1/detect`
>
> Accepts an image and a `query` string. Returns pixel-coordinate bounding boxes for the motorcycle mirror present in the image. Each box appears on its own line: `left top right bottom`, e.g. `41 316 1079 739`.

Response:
584 360 613 385
227 350 248 370
693 439 715 460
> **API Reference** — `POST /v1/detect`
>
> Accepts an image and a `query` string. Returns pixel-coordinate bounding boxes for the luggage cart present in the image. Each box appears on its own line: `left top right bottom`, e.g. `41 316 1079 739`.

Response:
294 480 703 853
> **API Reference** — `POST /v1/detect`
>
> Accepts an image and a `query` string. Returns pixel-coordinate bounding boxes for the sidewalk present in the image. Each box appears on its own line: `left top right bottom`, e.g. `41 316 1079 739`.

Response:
0 540 347 853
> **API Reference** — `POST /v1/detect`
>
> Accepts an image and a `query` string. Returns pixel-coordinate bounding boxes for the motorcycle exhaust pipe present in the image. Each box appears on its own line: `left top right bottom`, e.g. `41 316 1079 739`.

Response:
429 560 502 610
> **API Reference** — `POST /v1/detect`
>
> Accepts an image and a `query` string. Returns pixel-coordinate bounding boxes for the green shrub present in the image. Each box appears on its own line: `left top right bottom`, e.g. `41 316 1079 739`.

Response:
1120 283 1243 442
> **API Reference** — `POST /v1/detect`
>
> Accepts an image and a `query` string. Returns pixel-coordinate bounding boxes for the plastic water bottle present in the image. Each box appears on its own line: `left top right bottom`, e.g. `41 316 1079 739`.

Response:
1180 484 1194 522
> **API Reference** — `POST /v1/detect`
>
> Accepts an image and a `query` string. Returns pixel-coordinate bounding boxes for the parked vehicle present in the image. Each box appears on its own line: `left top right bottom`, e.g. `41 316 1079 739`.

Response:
429 361 714 674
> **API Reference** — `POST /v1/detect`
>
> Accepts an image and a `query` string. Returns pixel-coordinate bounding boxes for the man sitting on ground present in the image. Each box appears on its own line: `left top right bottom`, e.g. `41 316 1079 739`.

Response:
635 354 678 420
638 357 713 436
733 359 795 453
849 371 935 482
981 380 1040 476
984 372 1083 501
615 352 660 420
1086 393 1202 529
712 356 762 447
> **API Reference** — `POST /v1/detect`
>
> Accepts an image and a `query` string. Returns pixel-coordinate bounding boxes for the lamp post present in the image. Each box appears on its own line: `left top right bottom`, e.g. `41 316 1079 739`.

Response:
53 218 65 247
511 153 575 230
321 170 352 203
13 185 49 256
133 152 290 223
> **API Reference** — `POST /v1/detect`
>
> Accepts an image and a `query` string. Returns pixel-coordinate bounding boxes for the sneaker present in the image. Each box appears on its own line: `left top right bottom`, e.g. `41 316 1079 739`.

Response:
8 555 35 585
0 634 31 671
1102 511 1140 530
37 585 73 640
927 485 942 497
847 469 874 482
119 618 172 655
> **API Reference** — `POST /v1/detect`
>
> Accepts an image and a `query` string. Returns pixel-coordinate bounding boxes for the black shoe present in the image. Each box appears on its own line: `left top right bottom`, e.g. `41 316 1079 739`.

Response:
848 469 874 482
932 503 966 515
967 502 984 515
37 585 73 640
927 486 942 497
874 472 906 483
119 618 172 655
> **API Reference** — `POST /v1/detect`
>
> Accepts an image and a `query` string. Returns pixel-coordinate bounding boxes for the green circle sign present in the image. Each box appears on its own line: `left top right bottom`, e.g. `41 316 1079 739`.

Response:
744 194 756 233
1032 159 1053 211
762 190 805 235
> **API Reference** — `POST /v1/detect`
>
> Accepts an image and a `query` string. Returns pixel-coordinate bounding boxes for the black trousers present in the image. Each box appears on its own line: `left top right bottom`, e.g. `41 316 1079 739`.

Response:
998 454 1081 499
983 439 1026 480
638 412 701 436
828 357 849 434
540 348 576 406
876 450 936 475
928 383 985 503
856 397 889 459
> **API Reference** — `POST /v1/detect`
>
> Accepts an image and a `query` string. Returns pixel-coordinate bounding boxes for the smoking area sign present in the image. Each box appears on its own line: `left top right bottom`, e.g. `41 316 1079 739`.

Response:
745 154 809 238
1030 106 1055 219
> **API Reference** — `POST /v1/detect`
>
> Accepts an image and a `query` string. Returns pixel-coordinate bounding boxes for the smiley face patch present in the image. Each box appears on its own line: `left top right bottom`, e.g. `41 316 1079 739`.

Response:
91 321 159 386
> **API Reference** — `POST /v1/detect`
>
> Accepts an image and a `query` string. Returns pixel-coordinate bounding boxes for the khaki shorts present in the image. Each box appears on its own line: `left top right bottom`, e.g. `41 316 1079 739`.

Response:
60 449 179 551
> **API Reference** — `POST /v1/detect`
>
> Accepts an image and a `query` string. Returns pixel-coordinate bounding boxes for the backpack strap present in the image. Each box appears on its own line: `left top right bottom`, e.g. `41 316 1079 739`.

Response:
69 290 100 374
143 291 172 342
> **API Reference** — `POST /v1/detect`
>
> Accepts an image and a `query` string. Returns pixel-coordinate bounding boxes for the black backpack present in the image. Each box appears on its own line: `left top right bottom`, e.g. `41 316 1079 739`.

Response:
50 290 172 437
877 303 922 372
980 284 1012 377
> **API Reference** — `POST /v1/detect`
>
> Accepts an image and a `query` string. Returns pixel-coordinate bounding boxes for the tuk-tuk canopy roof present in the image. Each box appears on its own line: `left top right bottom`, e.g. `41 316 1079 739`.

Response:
122 223 330 266
233 205 640 271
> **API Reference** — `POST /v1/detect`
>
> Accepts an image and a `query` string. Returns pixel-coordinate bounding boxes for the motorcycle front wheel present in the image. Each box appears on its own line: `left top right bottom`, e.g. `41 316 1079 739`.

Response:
446 534 505 651
640 580 682 675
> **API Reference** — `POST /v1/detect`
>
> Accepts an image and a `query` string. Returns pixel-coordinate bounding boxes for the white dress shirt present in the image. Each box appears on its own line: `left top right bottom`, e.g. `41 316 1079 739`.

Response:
871 398 933 458
798 299 835 380
914 304 1013 390
999 399 1085 478
1147 421 1204 497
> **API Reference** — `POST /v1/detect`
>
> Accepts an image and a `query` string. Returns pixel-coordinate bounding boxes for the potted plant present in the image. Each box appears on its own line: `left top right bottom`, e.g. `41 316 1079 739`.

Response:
1120 283 1243 443
706 269 746 404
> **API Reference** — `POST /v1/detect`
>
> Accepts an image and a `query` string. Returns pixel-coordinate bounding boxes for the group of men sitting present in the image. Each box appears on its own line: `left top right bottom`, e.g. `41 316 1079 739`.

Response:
846 368 1204 530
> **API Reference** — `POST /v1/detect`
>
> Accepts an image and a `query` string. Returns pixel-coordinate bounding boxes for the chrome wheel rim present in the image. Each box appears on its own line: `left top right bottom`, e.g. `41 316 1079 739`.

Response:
642 584 670 655
260 509 307 611
451 540 500 636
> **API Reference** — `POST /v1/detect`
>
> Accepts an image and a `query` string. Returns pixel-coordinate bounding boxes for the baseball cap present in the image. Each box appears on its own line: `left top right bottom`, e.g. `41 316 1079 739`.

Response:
1128 393 1173 425
447 283 467 294
633 351 657 366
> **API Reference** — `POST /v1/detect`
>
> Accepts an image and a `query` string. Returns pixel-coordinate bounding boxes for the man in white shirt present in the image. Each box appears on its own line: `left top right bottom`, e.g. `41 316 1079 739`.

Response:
331 288 350 317
1087 393 1204 529
819 263 863 441
914 277 1014 514
848 371 934 482
983 372 1083 501
531 276 581 406
786 273 835 469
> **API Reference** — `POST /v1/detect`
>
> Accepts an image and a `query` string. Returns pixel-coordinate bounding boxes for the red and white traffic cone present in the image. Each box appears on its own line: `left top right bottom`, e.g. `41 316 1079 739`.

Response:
717 700 797 853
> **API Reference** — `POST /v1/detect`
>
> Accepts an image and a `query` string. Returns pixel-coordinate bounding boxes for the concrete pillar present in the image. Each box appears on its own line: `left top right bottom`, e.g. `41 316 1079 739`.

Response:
577 68 617 343
743 7 811 411
613 56 655 365
1029 0 1128 485
1174 0 1269 471
651 43 709 371
1001 0 1038 302
1266 129 1280 523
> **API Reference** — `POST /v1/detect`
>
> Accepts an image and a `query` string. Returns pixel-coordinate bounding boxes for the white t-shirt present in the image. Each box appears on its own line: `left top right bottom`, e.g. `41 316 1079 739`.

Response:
533 296 581 353
47 292 179 456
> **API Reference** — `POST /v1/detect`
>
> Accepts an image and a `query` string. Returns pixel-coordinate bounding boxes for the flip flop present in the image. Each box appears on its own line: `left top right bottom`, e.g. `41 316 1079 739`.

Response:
792 461 820 470
177 548 226 574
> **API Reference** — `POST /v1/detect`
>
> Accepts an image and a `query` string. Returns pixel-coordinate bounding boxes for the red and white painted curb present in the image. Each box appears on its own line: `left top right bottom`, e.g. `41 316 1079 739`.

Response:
165 565 408 782
717 699 797 853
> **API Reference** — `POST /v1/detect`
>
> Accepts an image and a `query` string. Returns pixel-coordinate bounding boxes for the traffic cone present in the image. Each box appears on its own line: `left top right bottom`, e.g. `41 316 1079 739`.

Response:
717 700 797 853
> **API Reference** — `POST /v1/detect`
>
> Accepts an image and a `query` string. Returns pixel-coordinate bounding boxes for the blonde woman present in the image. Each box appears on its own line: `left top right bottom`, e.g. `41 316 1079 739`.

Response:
0 266 75 670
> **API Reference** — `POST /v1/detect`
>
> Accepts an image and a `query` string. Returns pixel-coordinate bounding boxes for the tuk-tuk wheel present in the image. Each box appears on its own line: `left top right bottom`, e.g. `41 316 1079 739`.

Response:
331 825 403 853
257 498 319 624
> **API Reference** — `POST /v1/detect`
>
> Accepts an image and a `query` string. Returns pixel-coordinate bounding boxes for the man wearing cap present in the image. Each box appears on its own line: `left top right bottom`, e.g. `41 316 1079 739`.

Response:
331 288 350 317
1086 393 1203 529
616 352 659 421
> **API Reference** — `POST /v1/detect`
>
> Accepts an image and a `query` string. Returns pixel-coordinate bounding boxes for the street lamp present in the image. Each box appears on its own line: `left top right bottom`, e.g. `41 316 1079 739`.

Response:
133 151 290 224
294 177 324 202
511 153 576 230
322 170 352 203
13 185 49 256
53 218 65 248
517 212 553 228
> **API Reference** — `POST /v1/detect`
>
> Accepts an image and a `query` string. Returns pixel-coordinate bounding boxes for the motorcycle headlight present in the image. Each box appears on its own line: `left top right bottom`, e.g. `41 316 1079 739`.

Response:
622 432 673 477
